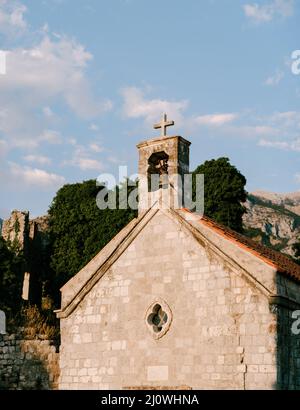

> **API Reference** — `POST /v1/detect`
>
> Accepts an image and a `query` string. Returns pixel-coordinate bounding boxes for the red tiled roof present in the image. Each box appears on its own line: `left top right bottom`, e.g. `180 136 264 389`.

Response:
183 210 300 283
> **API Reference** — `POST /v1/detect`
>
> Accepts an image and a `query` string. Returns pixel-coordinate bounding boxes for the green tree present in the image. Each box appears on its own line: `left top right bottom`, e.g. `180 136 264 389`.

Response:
0 237 24 316
192 157 247 232
48 179 137 298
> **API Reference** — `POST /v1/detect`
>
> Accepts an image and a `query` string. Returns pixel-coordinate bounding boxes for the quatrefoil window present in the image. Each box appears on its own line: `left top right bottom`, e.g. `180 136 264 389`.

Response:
145 299 172 339
147 304 168 333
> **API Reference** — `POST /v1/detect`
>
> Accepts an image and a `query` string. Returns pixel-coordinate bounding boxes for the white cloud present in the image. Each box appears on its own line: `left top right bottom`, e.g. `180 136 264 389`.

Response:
264 70 284 86
23 154 51 165
38 129 62 145
7 162 65 189
295 173 300 183
244 3 273 22
67 137 77 146
240 125 279 137
107 155 122 164
63 143 104 172
43 106 54 118
0 139 8 157
193 113 238 127
0 18 112 152
259 138 300 151
89 123 99 132
0 125 63 149
121 87 188 126
89 143 104 153
235 110 300 139
0 0 27 36
251 111 300 151
1 36 112 119
270 111 300 127
190 109 299 143
76 158 104 171
243 0 294 23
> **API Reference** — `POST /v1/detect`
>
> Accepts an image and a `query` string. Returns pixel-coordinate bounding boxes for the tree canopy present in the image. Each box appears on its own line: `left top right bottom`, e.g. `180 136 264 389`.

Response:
192 157 247 232
0 237 24 316
48 179 137 296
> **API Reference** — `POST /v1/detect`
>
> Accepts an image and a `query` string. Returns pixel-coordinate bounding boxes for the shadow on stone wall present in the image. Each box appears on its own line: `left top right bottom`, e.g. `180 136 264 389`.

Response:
275 304 300 390
274 274 300 390
0 334 59 390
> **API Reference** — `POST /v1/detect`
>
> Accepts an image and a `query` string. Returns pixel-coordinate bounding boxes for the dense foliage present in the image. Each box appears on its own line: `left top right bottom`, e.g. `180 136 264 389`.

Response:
0 237 24 316
193 157 247 232
48 179 137 295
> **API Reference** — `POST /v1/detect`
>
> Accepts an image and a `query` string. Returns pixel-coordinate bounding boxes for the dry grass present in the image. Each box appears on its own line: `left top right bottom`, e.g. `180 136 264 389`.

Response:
20 305 59 341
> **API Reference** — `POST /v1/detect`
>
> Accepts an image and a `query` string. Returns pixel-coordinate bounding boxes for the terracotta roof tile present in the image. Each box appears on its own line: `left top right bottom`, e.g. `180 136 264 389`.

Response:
184 211 300 283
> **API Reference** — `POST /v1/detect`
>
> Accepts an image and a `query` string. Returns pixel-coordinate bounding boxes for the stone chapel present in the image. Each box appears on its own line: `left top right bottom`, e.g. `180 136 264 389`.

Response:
56 117 300 390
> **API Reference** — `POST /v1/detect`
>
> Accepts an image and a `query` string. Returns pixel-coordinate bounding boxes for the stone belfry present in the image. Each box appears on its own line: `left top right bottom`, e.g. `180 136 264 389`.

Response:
137 114 191 213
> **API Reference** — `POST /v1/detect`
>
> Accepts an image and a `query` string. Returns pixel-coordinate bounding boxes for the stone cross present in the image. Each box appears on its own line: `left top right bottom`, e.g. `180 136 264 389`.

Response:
154 113 175 137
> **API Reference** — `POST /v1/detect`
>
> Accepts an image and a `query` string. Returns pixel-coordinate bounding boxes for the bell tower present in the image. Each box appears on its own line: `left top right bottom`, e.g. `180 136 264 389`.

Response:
137 114 191 213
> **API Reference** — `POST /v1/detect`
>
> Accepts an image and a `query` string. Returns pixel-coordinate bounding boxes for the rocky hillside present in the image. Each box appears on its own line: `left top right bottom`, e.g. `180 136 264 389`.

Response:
243 192 300 258
252 191 300 216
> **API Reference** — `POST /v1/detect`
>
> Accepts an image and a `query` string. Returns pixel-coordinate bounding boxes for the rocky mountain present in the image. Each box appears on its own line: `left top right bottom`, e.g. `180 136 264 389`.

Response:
252 191 300 216
243 192 300 258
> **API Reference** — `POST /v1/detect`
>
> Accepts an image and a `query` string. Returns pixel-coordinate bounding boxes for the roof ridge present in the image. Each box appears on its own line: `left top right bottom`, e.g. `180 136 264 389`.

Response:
181 210 300 282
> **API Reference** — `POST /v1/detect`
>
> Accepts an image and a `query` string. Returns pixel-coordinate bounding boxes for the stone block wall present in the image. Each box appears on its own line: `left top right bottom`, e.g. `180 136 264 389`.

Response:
59 211 279 390
0 334 59 390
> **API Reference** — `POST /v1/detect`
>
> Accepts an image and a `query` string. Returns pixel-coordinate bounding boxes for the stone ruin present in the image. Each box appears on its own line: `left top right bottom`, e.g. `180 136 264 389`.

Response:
1 210 51 305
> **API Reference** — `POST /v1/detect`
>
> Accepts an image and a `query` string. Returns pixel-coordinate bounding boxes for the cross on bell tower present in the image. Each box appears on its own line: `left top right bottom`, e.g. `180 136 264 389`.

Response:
153 113 175 137
137 114 191 213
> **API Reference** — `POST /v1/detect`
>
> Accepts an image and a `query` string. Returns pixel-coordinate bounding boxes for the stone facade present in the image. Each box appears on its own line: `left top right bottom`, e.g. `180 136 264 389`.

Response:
58 209 300 390
0 333 59 390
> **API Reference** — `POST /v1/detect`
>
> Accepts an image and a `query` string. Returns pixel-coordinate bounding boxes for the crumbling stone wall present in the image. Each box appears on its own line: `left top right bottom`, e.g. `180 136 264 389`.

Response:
1 211 29 249
1 211 51 304
0 333 59 390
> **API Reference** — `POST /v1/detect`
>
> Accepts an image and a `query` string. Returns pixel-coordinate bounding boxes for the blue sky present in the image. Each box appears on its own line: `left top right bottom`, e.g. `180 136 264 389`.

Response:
0 0 299 217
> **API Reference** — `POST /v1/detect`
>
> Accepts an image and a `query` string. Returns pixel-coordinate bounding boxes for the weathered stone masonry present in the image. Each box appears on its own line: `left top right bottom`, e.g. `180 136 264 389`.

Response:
58 210 300 390
0 334 59 390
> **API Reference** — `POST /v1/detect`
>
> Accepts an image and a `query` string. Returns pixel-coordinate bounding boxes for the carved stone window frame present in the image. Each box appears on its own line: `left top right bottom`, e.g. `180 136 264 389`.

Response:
145 298 173 340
